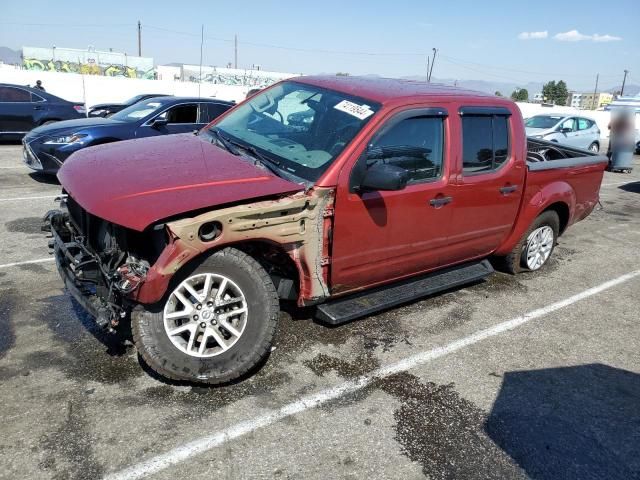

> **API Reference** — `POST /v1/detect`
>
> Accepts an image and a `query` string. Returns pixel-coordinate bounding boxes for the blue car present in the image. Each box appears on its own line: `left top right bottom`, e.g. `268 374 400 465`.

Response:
0 83 86 140
22 96 234 174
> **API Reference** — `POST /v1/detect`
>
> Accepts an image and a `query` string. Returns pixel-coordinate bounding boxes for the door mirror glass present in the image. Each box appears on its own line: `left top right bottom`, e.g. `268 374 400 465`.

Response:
360 162 409 191
150 117 168 128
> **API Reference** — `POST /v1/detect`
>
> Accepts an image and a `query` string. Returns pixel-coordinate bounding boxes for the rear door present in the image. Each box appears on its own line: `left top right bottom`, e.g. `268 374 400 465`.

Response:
330 106 453 291
0 86 35 133
577 117 598 149
441 107 525 265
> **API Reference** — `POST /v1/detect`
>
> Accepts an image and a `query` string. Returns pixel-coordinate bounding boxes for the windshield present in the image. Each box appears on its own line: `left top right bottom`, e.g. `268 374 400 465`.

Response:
525 115 563 129
210 81 380 181
124 94 147 105
110 100 166 122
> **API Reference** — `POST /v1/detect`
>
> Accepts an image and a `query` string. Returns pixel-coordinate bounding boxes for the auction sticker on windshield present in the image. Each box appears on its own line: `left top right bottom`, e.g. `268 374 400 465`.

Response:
333 100 375 120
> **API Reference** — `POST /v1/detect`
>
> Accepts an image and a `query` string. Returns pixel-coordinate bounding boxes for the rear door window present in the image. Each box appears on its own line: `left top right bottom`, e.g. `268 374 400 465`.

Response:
200 103 230 123
0 86 31 102
577 118 593 130
462 115 511 174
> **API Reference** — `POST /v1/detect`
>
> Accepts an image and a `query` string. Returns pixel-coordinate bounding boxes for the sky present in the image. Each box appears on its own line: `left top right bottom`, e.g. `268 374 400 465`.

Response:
1 0 638 91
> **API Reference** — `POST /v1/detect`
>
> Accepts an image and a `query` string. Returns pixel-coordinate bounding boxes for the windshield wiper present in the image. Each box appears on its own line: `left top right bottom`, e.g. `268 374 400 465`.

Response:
209 128 240 156
223 137 283 176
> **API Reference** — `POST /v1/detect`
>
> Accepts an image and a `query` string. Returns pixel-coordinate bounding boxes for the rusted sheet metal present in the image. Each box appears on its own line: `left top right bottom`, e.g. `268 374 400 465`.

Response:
135 188 335 306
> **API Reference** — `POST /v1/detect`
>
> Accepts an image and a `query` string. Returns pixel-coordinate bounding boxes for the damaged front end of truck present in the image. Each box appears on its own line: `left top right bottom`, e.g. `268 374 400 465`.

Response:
43 187 335 332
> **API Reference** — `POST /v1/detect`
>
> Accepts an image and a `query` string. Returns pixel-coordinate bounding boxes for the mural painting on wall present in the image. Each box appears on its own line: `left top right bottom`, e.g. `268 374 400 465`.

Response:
182 66 293 88
22 47 155 79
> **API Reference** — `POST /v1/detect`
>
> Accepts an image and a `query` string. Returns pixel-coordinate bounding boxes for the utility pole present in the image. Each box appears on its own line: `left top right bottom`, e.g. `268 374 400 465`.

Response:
234 34 238 69
137 20 142 57
426 56 430 82
620 69 629 96
428 48 437 82
591 73 599 110
198 24 204 97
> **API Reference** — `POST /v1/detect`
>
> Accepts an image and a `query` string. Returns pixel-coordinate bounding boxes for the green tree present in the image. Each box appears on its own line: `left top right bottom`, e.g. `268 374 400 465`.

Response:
495 91 503 97
510 88 529 102
542 80 569 105
555 81 568 106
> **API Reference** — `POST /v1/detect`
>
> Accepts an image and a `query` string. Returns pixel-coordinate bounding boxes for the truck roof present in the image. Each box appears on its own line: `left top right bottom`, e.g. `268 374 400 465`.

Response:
293 75 497 105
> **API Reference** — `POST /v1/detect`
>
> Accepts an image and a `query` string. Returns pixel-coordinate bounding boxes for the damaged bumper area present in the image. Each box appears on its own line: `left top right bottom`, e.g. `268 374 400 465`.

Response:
44 200 156 330
45 186 335 330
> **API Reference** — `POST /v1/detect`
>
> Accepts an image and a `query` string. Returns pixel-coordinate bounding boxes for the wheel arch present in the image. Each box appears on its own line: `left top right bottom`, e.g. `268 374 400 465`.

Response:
495 181 575 255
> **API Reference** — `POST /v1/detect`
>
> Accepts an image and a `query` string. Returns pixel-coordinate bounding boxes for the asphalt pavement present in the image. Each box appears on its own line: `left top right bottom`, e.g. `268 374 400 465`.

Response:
0 142 639 480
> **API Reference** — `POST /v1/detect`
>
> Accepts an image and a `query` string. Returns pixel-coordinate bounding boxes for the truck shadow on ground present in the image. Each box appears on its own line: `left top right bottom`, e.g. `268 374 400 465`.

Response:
485 363 640 480
619 181 640 194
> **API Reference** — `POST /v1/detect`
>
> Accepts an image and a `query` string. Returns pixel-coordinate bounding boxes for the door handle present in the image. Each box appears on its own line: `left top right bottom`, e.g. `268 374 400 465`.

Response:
429 196 452 207
499 185 518 195
33 106 43 110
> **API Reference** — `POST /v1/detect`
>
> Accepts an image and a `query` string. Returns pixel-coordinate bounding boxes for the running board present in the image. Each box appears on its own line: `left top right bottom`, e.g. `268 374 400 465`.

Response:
316 260 494 325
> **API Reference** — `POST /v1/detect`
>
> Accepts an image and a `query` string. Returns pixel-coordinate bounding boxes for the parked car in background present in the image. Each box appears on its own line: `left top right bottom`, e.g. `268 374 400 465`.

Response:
88 93 172 117
0 83 85 140
525 114 601 152
45 76 608 384
23 96 233 174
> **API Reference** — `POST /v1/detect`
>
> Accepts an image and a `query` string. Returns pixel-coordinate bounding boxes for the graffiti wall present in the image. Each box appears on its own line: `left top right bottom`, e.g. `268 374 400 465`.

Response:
181 65 295 87
22 46 155 79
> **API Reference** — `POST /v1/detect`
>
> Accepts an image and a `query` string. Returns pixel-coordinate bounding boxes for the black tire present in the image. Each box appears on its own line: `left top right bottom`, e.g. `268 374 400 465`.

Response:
132 247 279 385
588 142 599 153
500 210 560 274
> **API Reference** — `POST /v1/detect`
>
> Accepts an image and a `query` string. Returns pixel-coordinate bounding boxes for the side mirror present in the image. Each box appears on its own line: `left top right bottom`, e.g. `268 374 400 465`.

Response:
150 117 168 129
360 163 409 192
559 127 572 133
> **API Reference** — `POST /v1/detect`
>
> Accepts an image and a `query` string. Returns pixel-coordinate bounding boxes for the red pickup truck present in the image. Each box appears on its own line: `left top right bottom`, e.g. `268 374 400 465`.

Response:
45 76 607 384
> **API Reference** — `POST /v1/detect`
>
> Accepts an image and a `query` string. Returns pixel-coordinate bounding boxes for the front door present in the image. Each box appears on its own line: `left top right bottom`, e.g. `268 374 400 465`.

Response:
138 103 201 137
330 108 453 292
556 117 580 147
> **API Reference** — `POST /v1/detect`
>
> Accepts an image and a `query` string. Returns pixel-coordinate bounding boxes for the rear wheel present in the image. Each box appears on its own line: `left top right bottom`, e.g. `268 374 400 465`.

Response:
132 247 279 384
500 211 560 274
588 142 599 153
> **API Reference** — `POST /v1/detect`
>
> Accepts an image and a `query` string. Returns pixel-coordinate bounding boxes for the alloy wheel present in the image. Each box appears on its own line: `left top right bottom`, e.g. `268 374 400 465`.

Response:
163 273 248 357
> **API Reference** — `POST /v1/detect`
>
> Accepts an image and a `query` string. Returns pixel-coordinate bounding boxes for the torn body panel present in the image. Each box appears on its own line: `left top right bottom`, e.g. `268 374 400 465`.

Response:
134 188 335 306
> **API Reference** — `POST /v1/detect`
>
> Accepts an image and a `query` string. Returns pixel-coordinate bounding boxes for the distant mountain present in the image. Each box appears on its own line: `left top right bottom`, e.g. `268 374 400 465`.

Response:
605 84 640 96
402 75 544 97
0 46 20 65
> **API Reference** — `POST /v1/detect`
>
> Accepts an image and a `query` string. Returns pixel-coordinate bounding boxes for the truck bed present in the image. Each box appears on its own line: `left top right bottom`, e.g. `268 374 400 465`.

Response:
526 138 608 171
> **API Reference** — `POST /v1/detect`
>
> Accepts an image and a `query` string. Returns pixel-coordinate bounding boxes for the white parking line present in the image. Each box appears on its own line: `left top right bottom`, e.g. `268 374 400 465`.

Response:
0 194 60 202
0 166 25 169
105 268 640 480
0 258 54 269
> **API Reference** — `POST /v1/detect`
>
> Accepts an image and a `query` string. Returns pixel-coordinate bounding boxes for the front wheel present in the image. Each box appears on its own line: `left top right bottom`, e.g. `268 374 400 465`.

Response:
500 211 560 274
588 142 599 153
132 247 279 384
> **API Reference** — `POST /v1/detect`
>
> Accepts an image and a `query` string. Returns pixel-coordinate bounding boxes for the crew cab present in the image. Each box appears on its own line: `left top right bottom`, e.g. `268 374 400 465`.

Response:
44 76 608 385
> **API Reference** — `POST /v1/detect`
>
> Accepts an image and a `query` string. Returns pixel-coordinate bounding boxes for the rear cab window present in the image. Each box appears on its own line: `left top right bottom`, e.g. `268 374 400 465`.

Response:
460 107 511 174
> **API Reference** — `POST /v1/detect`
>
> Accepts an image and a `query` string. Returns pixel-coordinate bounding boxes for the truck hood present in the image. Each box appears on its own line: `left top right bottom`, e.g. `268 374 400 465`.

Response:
58 134 305 231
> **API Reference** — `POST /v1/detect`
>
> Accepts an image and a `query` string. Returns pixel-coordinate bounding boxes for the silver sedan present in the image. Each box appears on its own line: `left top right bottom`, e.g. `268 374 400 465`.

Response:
525 114 601 152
